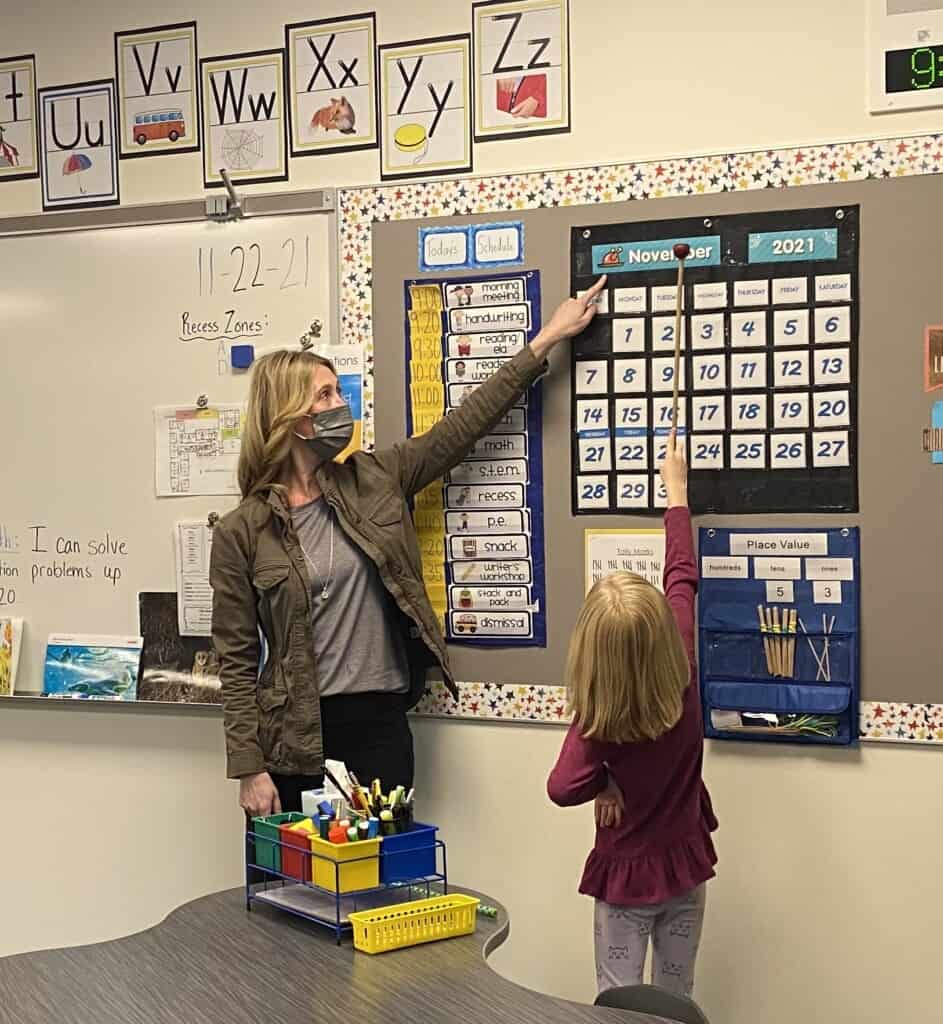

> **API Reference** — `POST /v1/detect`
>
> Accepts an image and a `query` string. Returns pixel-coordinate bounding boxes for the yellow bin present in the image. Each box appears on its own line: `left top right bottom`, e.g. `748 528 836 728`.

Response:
309 836 380 893
348 894 480 954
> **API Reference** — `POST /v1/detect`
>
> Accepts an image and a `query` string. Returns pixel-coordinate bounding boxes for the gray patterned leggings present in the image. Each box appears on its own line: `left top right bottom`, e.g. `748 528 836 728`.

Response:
594 884 707 997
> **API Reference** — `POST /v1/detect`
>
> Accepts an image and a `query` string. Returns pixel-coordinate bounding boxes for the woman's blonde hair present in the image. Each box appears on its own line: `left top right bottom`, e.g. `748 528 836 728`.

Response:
566 572 689 743
237 349 336 499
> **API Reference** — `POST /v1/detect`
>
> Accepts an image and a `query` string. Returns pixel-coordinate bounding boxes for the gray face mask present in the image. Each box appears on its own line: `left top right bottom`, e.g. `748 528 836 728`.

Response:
296 405 354 460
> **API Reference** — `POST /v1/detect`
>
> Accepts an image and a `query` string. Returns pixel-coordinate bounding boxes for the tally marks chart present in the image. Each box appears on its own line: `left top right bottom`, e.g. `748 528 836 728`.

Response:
698 526 860 746
404 270 546 647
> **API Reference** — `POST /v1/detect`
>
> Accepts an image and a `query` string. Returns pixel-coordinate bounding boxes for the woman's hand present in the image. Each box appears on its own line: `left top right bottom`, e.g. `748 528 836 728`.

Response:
239 771 281 818
530 275 607 360
594 776 625 829
659 429 688 509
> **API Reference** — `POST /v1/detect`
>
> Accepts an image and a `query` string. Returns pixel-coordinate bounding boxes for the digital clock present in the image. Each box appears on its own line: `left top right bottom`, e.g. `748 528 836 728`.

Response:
885 43 943 93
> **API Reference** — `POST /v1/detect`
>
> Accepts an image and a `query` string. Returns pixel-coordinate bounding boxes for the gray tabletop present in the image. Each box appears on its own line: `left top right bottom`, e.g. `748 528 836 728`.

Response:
0 886 670 1024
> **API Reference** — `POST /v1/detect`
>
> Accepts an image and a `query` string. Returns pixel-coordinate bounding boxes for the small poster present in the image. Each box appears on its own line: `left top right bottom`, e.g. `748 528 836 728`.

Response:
200 49 288 188
154 404 244 497
174 522 214 637
38 79 120 211
0 55 39 182
114 21 200 159
138 592 221 705
584 529 666 594
379 34 472 180
473 0 571 142
286 13 378 156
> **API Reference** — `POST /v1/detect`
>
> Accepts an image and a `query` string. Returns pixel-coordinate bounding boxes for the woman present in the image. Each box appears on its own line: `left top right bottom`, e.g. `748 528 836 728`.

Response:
210 276 606 817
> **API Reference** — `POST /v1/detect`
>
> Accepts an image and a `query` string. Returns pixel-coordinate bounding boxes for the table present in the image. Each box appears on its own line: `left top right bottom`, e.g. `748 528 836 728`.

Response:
0 886 671 1023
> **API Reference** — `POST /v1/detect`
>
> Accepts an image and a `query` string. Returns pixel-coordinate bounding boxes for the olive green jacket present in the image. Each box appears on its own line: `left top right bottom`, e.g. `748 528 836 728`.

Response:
210 346 546 778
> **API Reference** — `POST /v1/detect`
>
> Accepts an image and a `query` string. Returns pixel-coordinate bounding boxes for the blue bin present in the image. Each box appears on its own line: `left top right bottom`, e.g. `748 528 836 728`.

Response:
380 822 438 883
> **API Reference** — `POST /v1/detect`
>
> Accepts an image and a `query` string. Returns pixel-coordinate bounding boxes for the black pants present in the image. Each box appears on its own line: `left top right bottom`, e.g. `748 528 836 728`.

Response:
271 691 415 813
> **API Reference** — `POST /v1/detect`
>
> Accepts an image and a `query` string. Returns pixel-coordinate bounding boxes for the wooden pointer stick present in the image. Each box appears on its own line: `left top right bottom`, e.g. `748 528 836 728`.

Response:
671 242 690 431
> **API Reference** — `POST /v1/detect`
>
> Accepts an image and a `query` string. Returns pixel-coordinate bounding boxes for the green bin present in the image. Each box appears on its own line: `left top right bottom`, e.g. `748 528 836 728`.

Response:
251 812 307 873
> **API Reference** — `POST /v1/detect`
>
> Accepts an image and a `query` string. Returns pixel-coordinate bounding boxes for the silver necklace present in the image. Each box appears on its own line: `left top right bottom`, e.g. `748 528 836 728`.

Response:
298 510 335 601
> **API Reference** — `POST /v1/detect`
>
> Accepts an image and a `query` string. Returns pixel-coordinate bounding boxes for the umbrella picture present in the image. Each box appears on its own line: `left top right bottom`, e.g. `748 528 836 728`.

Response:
62 152 93 194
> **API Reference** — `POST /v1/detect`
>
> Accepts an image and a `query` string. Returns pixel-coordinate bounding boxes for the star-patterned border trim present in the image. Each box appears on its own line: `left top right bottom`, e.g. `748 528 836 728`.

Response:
413 684 943 745
339 132 943 741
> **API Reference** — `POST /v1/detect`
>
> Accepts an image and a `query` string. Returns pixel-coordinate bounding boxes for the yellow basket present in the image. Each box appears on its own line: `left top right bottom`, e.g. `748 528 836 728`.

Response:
348 893 480 954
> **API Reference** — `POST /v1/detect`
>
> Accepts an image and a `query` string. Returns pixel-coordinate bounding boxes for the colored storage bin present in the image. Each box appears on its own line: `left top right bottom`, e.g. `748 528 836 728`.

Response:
310 836 381 893
278 819 316 881
251 812 307 873
379 822 438 884
349 894 479 954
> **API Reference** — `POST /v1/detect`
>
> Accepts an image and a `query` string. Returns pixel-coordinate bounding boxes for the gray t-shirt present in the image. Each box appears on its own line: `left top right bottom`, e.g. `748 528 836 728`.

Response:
290 497 409 698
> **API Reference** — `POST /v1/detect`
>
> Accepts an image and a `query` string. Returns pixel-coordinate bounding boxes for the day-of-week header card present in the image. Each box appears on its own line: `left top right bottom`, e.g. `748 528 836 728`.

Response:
592 236 721 274
747 228 838 264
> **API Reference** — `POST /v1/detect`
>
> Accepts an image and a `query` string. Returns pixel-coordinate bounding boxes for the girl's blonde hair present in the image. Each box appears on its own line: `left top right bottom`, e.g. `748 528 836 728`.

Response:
566 572 689 743
237 349 336 499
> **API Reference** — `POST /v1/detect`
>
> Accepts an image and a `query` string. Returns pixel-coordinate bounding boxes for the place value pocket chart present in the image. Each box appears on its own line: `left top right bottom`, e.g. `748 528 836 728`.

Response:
403 270 546 646
569 206 859 515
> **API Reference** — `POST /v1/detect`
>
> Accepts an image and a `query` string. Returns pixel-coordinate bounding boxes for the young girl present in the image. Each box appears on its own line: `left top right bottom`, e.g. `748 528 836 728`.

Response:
547 432 717 998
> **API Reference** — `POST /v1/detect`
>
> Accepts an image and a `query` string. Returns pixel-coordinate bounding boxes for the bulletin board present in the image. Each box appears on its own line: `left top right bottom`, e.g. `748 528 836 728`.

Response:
371 175 943 705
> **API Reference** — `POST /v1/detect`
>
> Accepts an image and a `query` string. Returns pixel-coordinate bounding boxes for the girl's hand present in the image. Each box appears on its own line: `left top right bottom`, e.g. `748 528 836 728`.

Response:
594 777 625 828
530 276 608 359
659 429 688 509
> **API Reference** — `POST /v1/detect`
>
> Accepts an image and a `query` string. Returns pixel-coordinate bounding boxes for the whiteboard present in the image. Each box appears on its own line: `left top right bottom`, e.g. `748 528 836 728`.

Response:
0 210 339 695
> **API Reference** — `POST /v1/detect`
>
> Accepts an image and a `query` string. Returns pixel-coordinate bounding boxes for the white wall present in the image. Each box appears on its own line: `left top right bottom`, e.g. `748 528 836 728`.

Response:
3 3 943 1024
3 0 942 220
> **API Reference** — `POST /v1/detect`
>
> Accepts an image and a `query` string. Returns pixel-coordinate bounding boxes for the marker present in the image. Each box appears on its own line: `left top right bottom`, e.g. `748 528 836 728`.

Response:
318 800 335 820
357 820 370 841
318 815 331 840
347 825 359 843
379 809 396 836
367 817 379 839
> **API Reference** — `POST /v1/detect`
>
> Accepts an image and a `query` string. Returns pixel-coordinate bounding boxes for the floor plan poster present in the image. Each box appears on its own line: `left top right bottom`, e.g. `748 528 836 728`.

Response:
200 49 287 188
472 0 571 141
379 35 472 180
570 206 860 515
404 271 546 646
154 404 243 496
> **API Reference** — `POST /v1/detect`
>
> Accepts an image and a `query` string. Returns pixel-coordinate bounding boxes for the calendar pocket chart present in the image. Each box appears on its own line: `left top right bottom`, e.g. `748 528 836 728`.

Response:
570 206 859 514
698 527 860 746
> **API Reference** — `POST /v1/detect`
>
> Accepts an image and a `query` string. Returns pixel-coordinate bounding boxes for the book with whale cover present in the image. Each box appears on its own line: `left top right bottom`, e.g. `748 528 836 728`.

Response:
43 633 142 701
